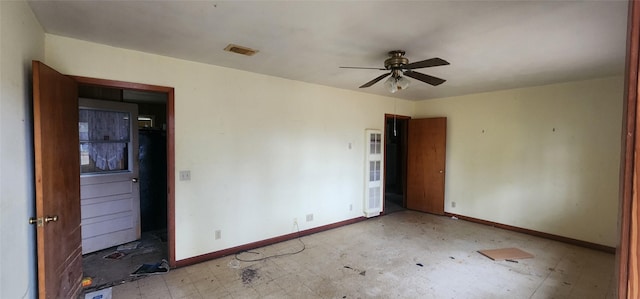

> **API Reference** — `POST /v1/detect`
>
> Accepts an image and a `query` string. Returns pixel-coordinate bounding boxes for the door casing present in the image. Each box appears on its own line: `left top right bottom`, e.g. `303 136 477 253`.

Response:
71 75 176 267
383 114 410 212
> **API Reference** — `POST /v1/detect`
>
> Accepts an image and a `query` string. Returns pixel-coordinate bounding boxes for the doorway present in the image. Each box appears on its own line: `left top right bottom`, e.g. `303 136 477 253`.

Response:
383 114 409 214
32 62 176 297
76 84 170 290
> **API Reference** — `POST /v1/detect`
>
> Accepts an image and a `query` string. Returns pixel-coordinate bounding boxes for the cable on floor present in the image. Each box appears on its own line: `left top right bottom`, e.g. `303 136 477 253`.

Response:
234 223 306 262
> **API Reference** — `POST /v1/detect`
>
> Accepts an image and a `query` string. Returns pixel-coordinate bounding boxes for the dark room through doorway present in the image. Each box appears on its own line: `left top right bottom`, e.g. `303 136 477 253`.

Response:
384 114 409 214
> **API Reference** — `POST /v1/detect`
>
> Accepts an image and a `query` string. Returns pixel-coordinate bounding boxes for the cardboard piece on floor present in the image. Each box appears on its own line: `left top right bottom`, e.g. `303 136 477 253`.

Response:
478 247 534 261
84 287 112 299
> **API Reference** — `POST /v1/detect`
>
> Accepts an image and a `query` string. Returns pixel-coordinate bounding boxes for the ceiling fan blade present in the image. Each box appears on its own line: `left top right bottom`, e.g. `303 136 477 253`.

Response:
340 66 387 70
359 72 391 88
404 71 446 86
402 58 449 70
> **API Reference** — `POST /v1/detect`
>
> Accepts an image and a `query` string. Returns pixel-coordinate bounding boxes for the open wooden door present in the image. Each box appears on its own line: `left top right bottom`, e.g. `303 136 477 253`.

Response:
406 117 447 215
32 61 83 298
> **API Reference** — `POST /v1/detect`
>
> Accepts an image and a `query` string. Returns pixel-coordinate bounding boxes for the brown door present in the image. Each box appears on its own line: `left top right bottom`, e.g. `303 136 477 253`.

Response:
32 61 83 298
406 117 447 215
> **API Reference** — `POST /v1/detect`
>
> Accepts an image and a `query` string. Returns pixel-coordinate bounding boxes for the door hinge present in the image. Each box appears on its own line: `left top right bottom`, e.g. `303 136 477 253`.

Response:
29 217 44 227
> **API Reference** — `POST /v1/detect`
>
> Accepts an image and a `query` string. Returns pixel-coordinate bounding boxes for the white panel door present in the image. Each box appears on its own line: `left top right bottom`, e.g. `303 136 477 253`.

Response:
79 98 140 254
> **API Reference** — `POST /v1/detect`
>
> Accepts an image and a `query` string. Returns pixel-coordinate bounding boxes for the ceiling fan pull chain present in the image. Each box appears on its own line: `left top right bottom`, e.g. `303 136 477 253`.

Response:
393 100 397 136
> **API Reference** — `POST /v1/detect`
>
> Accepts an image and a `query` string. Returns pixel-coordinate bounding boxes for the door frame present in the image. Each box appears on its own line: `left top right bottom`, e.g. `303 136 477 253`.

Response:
383 114 410 213
70 75 177 267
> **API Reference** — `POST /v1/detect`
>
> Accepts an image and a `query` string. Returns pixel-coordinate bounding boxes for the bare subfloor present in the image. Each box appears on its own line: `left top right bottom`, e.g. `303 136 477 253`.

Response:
82 230 168 293
112 211 615 298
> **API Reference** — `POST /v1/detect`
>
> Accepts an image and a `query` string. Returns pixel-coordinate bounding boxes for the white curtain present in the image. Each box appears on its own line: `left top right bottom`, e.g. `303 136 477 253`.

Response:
79 109 130 171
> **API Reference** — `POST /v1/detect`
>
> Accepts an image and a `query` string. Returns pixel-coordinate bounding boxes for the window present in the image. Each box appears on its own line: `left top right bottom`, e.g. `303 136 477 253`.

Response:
79 109 131 174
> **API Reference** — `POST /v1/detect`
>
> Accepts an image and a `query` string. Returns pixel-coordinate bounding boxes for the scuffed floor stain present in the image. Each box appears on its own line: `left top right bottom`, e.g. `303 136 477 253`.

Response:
241 268 259 284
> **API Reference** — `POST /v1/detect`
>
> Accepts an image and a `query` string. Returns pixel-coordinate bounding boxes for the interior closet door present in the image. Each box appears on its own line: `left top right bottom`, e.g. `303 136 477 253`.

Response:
406 117 447 215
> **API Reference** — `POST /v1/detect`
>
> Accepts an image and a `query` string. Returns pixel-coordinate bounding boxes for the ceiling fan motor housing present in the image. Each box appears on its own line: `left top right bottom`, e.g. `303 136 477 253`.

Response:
384 50 409 70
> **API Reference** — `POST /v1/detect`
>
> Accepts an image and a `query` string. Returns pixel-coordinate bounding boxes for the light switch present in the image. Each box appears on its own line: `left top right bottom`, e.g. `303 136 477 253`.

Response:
179 170 191 181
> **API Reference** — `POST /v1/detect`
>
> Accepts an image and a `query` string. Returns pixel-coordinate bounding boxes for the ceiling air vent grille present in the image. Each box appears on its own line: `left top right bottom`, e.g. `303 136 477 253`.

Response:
224 44 258 56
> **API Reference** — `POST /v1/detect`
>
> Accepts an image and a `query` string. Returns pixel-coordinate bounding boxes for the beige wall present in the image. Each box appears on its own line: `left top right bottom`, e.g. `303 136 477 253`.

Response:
0 1 45 298
44 34 414 260
414 77 623 247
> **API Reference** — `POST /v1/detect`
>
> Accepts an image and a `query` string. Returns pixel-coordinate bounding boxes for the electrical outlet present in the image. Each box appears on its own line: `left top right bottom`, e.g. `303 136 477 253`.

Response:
179 170 191 181
306 214 314 222
451 201 456 208
349 204 353 211
215 230 221 240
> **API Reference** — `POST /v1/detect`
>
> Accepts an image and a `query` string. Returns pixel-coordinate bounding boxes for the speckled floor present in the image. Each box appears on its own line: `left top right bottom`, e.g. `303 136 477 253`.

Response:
110 210 615 298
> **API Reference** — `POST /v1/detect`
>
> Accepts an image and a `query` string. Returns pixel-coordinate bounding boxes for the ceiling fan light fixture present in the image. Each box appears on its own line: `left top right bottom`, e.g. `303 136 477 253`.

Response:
384 75 410 93
384 76 398 93
397 76 410 90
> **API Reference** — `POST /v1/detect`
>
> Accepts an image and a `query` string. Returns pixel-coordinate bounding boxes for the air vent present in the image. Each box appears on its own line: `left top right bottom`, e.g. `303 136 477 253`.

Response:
224 44 258 56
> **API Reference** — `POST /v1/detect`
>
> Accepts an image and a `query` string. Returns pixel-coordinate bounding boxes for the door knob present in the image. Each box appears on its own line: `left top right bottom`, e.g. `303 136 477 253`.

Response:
439 170 444 174
132 178 139 183
44 215 58 223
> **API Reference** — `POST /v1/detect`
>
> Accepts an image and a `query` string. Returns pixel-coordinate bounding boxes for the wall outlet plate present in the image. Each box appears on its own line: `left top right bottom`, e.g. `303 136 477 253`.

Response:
306 214 314 222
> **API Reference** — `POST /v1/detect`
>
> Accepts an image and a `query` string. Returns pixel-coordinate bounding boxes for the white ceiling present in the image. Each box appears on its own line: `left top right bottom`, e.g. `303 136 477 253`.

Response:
28 0 628 101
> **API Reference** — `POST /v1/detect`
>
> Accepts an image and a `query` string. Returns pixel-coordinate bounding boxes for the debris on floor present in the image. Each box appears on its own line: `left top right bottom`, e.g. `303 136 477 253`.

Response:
477 247 534 261
84 287 112 299
451 216 458 220
117 241 141 251
82 230 168 292
228 259 240 269
130 259 170 277
505 259 519 263
343 265 366 276
81 277 93 287
416 263 424 267
103 251 126 260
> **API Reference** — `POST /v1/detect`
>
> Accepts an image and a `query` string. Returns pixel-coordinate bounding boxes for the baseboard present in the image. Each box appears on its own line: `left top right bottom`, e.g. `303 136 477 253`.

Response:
175 216 367 268
444 212 615 254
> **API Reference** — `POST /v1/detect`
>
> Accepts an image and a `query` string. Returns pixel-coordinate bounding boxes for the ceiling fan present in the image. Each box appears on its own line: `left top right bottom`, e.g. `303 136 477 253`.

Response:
340 50 449 93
